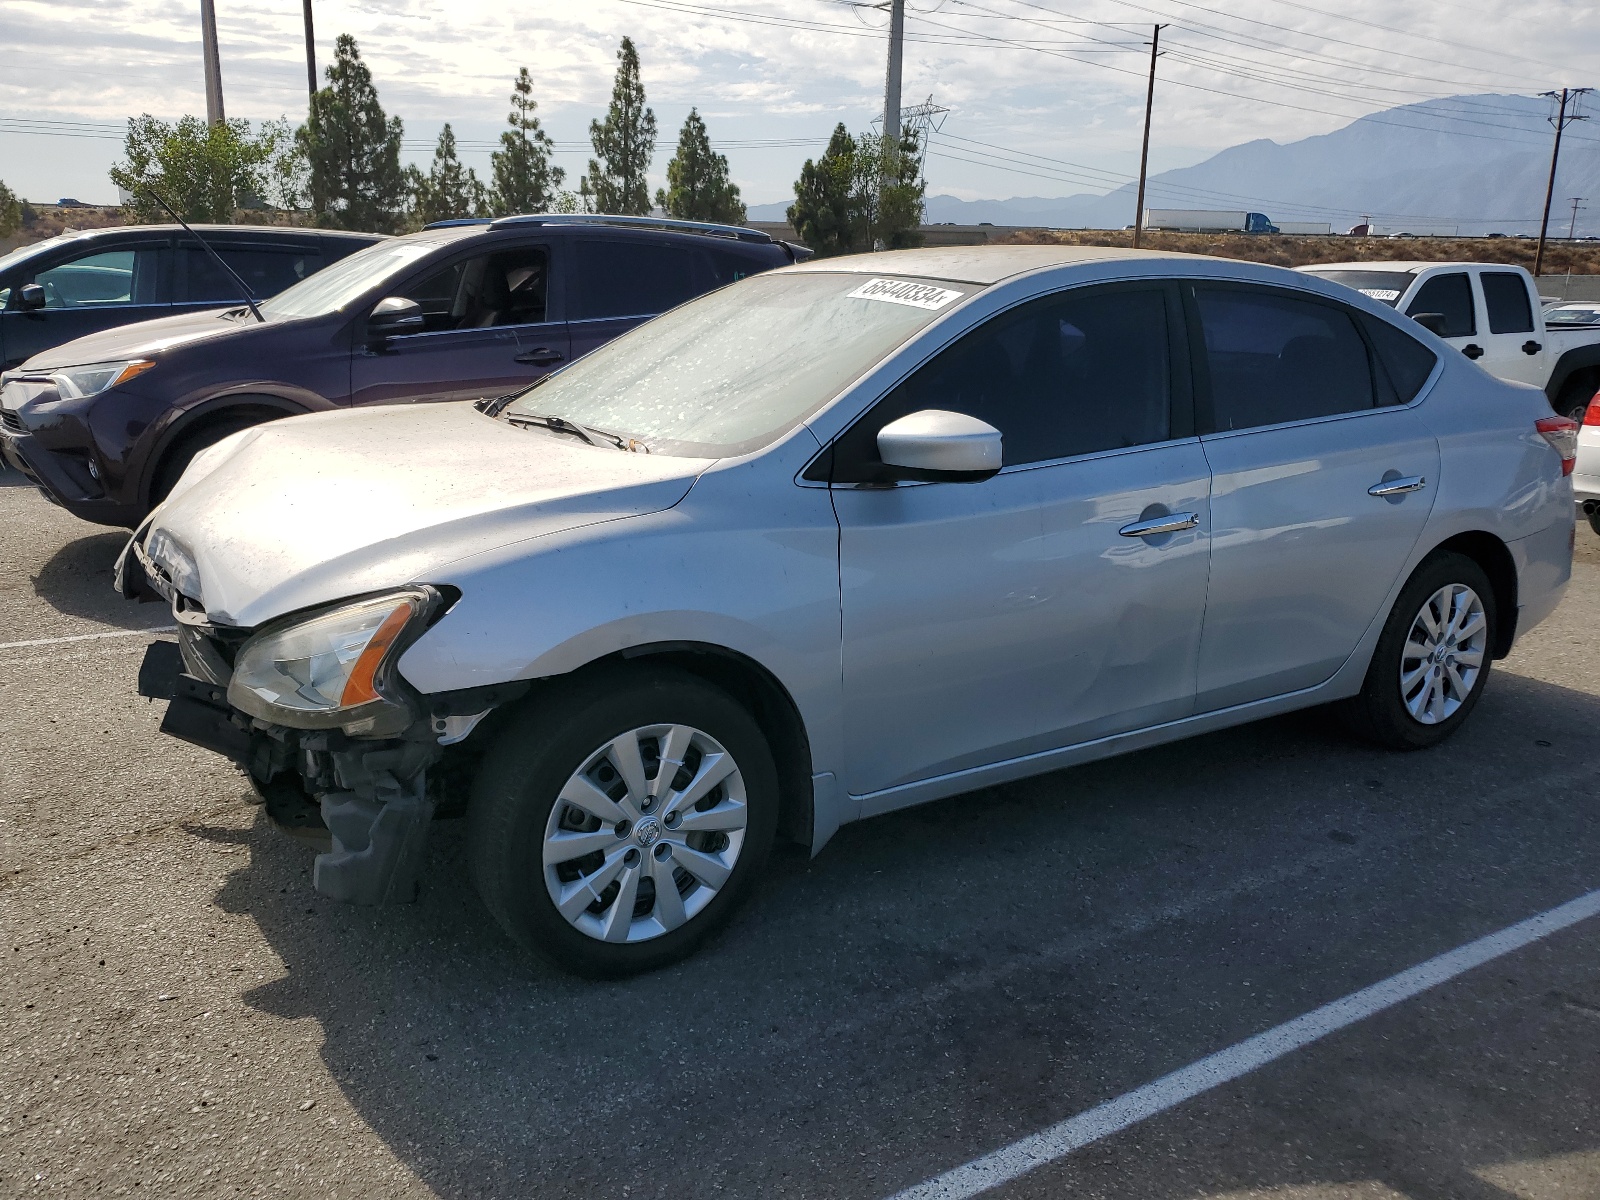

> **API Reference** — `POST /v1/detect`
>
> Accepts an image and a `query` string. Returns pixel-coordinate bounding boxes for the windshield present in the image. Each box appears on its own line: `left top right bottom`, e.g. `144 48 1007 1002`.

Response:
1300 268 1417 306
259 239 437 319
504 272 972 457
1547 306 1600 326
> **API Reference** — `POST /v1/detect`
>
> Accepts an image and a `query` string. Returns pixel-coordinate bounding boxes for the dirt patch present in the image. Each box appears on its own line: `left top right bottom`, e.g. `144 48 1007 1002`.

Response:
993 227 1600 277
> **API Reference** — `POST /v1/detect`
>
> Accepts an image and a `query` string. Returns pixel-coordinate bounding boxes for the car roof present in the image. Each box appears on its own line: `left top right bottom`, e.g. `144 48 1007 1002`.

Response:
783 244 1205 286
1302 261 1526 274
53 224 381 242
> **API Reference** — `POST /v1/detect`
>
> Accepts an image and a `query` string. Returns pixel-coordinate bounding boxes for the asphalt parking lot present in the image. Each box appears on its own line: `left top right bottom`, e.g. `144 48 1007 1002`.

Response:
3 462 1599 1199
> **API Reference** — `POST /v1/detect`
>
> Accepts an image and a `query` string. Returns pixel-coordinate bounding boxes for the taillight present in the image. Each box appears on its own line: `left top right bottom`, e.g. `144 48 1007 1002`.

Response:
1535 415 1579 476
1585 392 1600 427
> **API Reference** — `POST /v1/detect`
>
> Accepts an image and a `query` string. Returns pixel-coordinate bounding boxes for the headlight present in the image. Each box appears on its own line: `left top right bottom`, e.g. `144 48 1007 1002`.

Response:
227 588 439 730
49 360 155 400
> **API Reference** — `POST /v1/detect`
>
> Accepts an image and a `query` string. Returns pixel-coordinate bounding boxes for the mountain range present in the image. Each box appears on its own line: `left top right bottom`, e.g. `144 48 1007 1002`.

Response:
749 95 1600 236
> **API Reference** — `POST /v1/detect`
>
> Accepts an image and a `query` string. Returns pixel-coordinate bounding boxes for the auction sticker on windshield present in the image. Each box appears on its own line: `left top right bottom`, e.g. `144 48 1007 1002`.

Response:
847 278 965 310
1360 288 1402 301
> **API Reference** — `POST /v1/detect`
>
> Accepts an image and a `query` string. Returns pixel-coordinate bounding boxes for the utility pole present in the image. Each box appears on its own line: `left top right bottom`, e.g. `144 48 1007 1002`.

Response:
1131 24 1165 249
199 0 225 127
1568 197 1586 241
302 0 317 101
880 0 907 214
1534 88 1590 278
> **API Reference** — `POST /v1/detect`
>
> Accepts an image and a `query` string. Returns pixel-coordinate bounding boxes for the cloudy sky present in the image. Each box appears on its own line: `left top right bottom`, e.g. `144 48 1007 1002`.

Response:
1 0 1596 207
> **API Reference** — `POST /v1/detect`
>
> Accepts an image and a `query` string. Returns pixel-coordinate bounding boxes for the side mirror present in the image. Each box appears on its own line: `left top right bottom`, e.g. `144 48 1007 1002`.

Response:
366 296 424 343
1410 311 1447 336
876 409 1002 481
18 283 46 311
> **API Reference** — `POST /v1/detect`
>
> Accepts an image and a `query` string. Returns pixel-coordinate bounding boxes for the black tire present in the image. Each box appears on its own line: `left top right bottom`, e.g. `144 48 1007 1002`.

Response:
1342 551 1497 751
468 664 778 979
1588 510 1600 539
149 414 270 507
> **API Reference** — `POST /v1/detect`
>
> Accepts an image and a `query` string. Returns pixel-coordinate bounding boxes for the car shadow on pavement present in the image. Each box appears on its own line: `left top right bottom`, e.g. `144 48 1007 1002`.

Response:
30 530 162 630
210 668 1600 1199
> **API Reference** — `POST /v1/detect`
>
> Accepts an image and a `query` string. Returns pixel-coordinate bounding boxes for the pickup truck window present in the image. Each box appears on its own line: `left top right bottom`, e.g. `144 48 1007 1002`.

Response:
1405 273 1475 338
1299 269 1413 305
1481 272 1535 334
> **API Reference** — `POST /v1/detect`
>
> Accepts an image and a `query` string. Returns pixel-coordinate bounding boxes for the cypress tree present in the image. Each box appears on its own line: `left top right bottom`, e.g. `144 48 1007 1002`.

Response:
490 68 564 216
787 124 857 256
295 34 407 232
656 109 746 224
409 124 486 225
585 37 656 215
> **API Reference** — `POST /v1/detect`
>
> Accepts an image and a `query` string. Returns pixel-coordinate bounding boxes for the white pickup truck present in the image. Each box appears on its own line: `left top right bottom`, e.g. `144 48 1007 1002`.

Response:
1298 261 1600 419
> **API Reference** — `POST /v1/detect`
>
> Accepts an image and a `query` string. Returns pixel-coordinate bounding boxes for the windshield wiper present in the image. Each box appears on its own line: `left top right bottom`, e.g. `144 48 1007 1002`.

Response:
504 412 636 452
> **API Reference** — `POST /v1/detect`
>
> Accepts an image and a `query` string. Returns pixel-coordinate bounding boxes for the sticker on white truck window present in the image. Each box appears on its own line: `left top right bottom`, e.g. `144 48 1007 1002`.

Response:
1359 288 1401 301
847 278 964 310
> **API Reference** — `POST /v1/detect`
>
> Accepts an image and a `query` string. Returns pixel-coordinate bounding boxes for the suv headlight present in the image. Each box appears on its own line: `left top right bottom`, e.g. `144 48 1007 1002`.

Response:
227 588 442 731
49 360 155 400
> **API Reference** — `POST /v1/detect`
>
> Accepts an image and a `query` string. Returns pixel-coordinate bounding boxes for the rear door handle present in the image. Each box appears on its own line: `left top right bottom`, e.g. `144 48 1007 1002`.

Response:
514 347 565 366
1368 475 1427 497
1119 511 1200 538
1462 343 1484 359
1522 340 1542 354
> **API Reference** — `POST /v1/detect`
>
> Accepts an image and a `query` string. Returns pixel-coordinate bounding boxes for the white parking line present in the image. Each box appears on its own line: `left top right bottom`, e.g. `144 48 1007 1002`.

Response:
888 886 1600 1200
0 626 175 651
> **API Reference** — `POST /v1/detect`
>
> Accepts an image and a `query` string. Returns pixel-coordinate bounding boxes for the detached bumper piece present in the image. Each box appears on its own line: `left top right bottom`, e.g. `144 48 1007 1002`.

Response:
136 639 440 907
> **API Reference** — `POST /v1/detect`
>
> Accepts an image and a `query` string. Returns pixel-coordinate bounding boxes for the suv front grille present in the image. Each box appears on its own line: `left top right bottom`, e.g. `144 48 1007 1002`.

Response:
0 408 23 434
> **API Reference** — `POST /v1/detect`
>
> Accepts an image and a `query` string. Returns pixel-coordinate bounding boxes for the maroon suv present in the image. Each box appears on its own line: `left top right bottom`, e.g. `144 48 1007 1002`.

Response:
0 215 804 526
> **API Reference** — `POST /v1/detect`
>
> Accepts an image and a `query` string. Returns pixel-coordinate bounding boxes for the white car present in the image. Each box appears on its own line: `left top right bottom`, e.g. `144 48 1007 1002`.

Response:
119 246 1575 977
1574 386 1600 534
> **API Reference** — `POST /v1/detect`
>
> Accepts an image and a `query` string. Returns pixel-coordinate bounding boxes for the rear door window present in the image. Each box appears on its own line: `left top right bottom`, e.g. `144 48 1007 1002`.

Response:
1194 285 1376 431
1480 271 1534 334
571 239 699 321
1405 273 1475 337
30 246 165 308
1358 314 1439 405
181 245 322 303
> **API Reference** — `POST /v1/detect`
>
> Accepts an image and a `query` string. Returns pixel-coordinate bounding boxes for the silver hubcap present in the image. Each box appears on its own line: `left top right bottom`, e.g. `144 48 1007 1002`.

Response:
542 723 748 944
1401 583 1487 725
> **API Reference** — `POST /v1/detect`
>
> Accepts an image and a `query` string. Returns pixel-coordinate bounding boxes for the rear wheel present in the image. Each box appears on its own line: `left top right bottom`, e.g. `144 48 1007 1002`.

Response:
468 665 778 978
1342 551 1497 750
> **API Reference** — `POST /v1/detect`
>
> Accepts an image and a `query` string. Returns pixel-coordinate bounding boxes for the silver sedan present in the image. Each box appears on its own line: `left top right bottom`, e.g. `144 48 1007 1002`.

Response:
120 244 1575 977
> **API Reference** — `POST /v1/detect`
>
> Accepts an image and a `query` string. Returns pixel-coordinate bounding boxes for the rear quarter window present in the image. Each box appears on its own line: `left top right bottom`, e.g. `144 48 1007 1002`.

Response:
1359 314 1439 405
571 239 700 320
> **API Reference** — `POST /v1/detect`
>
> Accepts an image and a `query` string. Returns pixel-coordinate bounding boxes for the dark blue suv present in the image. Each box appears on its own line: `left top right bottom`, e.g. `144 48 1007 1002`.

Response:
0 215 807 526
0 224 382 369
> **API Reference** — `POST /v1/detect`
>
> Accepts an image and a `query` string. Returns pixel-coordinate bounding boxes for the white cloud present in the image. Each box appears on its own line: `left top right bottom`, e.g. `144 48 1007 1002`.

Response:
1 0 1596 206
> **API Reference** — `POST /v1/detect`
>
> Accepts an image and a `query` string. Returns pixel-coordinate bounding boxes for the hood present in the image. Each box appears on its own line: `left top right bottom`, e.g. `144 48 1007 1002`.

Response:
144 402 709 627
22 307 256 371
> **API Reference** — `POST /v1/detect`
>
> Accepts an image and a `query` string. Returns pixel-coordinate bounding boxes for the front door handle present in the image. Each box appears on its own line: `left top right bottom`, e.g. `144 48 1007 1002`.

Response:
1119 511 1200 538
1522 340 1542 355
1462 343 1484 359
514 347 565 366
1368 475 1427 497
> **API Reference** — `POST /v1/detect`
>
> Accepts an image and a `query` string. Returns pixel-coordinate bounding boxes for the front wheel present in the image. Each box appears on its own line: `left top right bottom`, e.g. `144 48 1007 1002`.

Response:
1342 551 1497 750
468 665 778 978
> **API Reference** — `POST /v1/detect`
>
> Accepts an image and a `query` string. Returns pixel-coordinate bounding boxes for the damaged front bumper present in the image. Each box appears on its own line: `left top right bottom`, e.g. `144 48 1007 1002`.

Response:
139 636 442 904
137 627 524 908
